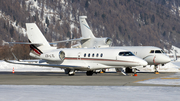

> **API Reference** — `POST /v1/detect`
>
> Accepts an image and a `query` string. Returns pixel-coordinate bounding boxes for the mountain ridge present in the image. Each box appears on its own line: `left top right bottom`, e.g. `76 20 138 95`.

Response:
1 0 180 59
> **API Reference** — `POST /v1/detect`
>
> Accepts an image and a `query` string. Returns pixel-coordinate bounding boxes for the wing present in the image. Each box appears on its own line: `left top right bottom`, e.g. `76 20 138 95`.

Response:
4 60 89 70
49 38 90 44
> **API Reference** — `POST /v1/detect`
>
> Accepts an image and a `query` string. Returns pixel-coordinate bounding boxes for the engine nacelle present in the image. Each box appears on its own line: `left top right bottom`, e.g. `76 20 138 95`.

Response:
59 50 65 61
93 37 112 48
30 50 65 61
105 37 113 46
81 37 113 48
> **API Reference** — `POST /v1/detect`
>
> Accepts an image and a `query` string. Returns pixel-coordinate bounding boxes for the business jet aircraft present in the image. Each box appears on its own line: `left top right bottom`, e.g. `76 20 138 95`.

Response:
5 23 147 76
58 16 171 74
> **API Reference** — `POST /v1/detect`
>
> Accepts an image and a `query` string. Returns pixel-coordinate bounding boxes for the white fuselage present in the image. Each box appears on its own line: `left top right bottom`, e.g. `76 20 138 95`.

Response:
30 48 147 71
110 46 171 65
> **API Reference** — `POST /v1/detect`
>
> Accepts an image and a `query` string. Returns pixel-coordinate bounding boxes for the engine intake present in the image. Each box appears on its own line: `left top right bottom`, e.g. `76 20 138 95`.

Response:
105 38 112 46
59 51 65 60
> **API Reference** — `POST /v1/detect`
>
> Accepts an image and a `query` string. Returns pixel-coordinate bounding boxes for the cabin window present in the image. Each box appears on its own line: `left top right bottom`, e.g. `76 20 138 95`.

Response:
100 53 103 57
150 50 154 53
96 53 99 57
88 53 90 57
155 50 161 53
119 52 134 56
92 53 94 57
84 53 86 57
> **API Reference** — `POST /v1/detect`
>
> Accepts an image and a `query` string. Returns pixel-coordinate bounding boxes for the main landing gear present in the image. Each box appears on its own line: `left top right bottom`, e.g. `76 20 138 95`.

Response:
115 67 138 76
86 71 93 76
115 68 127 76
65 69 75 76
65 69 95 76
126 67 139 76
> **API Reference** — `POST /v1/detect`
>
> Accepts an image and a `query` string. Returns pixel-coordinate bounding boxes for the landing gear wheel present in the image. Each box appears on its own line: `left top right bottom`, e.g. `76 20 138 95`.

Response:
66 69 75 76
86 71 93 76
126 67 132 73
68 74 75 76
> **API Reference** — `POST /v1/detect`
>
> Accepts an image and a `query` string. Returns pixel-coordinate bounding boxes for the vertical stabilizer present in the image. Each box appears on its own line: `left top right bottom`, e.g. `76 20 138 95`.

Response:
26 23 52 53
79 16 95 38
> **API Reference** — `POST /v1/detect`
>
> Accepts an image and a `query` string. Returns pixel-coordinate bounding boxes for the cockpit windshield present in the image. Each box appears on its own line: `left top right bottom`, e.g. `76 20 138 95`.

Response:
119 51 135 56
150 50 165 54
155 50 161 53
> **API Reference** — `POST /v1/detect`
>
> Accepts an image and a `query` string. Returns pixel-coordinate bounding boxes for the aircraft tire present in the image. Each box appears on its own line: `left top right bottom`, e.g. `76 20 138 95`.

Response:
68 74 75 76
86 71 93 76
126 67 133 73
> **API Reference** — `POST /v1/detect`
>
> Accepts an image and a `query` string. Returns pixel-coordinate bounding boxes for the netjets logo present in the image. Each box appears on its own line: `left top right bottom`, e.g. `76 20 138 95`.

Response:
83 24 90 29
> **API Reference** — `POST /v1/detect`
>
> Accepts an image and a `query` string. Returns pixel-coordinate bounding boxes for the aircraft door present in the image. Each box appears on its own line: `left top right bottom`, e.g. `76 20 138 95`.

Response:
77 52 81 60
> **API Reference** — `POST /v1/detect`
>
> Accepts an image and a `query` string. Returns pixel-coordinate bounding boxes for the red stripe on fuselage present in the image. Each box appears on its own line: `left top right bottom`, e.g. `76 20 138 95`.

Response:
64 57 137 63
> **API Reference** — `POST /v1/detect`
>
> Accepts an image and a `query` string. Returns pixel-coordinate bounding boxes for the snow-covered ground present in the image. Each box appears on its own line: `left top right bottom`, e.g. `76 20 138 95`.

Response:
138 72 180 85
0 85 179 101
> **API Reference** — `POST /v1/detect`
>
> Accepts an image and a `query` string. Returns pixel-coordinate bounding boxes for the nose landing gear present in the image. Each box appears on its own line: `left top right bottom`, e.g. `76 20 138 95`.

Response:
154 65 159 74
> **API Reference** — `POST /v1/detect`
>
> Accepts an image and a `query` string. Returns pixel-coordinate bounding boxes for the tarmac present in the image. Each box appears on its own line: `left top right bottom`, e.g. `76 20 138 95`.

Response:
0 72 179 87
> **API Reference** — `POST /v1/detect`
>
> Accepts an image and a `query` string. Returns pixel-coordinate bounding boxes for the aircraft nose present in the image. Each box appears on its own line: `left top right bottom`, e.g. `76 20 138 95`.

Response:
137 58 148 66
140 60 148 66
154 55 171 64
164 56 171 63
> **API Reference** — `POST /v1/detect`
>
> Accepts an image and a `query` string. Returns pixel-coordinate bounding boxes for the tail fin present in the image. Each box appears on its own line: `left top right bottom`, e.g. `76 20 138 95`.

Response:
79 16 95 38
26 23 53 54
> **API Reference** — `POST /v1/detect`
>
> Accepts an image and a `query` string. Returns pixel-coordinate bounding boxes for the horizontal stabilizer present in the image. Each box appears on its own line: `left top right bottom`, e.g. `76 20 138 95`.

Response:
4 59 88 70
8 42 43 45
